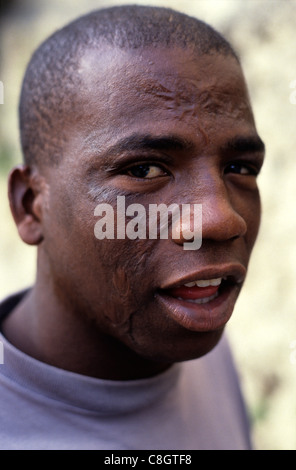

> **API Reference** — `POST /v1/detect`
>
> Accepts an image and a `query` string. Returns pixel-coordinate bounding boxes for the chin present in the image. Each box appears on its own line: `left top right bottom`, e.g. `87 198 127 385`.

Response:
130 327 225 365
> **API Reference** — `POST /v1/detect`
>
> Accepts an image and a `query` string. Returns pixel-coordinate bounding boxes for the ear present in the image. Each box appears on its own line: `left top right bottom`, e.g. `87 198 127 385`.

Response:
8 165 44 245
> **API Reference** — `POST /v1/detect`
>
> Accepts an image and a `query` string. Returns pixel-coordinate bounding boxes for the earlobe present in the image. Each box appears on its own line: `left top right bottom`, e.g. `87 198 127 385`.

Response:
8 165 44 245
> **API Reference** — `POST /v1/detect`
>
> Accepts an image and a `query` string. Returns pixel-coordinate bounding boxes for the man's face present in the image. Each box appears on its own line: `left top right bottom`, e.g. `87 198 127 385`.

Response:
40 47 264 363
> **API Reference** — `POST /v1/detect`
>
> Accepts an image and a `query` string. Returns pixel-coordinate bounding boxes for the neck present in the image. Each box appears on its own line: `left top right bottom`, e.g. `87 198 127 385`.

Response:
1 284 171 380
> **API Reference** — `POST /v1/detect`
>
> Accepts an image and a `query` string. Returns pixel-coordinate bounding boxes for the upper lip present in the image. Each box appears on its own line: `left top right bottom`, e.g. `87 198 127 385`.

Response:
159 263 247 290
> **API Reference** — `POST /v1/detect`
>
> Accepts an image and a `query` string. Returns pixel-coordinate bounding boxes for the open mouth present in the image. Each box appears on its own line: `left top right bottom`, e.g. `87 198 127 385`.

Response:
165 277 224 304
156 266 245 332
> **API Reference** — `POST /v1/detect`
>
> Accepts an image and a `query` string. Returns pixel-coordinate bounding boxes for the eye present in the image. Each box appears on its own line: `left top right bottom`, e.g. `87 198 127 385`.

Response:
224 162 258 176
126 164 168 179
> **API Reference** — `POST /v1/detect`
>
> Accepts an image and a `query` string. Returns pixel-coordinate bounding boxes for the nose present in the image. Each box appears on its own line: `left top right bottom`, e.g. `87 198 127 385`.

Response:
172 178 247 247
200 193 247 242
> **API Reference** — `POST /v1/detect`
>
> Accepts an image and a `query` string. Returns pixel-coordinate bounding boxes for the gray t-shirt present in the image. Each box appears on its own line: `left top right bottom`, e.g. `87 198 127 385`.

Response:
0 293 251 450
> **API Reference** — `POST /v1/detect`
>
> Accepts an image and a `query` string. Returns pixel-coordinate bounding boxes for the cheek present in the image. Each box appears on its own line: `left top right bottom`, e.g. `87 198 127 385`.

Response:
92 238 156 329
44 208 158 340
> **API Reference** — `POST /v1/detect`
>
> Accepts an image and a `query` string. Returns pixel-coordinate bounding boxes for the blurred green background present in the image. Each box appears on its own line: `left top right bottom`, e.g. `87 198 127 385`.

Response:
0 0 295 450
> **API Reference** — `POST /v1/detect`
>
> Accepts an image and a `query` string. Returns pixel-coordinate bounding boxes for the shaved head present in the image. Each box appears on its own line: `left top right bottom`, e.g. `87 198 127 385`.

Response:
19 4 238 168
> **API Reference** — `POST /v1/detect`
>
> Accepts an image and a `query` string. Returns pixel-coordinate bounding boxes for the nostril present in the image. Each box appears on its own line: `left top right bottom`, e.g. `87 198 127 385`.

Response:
200 201 247 242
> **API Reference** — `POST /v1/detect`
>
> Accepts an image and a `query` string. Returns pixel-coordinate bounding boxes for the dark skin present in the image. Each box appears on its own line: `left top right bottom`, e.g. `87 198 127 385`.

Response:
3 47 265 380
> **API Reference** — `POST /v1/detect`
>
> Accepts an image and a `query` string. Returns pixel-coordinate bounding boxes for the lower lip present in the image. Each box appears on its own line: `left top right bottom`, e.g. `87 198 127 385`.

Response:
156 283 241 333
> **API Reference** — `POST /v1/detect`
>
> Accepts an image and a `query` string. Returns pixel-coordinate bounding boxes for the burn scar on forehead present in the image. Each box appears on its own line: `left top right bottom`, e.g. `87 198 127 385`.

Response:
133 74 252 122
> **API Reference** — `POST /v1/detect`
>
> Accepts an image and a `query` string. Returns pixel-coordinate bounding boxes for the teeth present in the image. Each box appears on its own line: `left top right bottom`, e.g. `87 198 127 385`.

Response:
184 281 196 287
184 277 222 288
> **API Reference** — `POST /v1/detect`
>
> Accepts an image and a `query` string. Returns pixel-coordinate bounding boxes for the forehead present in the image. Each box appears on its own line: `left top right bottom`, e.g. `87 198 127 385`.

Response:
79 46 252 113
69 46 256 157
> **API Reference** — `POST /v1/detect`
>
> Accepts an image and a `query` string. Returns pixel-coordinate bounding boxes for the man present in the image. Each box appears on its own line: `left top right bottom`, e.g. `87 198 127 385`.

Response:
0 5 264 450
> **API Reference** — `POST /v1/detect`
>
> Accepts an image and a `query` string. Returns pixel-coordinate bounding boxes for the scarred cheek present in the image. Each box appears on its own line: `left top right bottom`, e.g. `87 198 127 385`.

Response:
107 266 136 329
96 238 156 336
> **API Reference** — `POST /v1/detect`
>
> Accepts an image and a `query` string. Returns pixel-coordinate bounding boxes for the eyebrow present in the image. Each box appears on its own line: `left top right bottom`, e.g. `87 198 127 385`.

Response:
221 135 265 155
95 132 265 165
98 133 193 160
